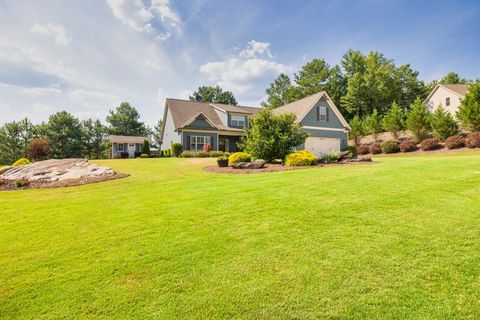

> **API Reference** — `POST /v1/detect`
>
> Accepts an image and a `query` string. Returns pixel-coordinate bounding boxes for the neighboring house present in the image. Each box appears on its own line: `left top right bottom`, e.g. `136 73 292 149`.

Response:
160 92 350 156
425 84 470 115
110 135 151 158
160 99 261 152
273 91 351 156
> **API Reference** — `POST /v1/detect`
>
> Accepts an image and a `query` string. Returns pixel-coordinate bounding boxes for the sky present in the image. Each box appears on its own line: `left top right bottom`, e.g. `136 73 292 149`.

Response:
0 0 479 127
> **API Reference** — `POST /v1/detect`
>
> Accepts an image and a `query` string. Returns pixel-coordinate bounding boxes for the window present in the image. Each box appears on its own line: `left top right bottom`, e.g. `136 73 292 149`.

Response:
117 143 124 151
317 106 328 122
190 136 211 151
230 115 246 127
446 97 451 106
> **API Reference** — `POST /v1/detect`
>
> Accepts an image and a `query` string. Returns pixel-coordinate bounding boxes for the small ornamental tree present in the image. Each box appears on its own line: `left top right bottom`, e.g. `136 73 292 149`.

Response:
349 115 364 146
406 97 432 141
141 140 151 156
241 110 308 162
456 82 480 131
203 143 212 153
363 109 383 139
382 102 404 139
430 105 458 141
27 138 50 161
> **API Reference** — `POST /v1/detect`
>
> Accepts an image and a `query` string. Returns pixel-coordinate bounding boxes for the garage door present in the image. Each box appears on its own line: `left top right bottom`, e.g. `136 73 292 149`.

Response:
304 137 341 157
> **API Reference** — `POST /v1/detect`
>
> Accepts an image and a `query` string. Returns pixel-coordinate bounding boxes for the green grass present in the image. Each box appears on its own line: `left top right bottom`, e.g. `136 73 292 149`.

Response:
2 154 480 319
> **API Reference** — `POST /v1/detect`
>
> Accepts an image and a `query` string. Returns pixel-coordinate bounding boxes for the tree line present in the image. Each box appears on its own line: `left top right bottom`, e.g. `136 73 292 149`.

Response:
0 102 163 164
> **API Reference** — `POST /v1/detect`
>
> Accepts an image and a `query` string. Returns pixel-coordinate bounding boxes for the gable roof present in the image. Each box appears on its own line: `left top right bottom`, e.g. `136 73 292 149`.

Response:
164 98 260 132
426 84 471 102
274 91 351 130
110 135 151 144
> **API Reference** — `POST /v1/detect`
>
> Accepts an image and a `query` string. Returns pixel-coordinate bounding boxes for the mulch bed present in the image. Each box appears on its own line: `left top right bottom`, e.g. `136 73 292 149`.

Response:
0 173 129 191
204 162 373 174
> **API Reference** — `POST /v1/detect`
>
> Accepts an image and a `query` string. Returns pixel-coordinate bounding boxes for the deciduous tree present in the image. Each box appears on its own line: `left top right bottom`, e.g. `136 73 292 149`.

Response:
106 102 149 136
189 85 237 105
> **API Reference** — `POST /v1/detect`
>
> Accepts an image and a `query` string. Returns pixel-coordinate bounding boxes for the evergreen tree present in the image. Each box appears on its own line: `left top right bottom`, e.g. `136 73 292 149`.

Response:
406 98 432 141
363 109 383 139
349 115 364 146
261 73 296 109
456 83 480 131
82 119 108 159
382 102 404 139
141 140 151 156
152 119 163 148
106 102 149 136
430 105 458 141
189 85 237 105
44 111 84 158
0 118 36 164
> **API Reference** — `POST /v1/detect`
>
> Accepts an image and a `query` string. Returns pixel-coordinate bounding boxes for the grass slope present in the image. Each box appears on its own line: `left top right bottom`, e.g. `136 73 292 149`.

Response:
1 154 480 319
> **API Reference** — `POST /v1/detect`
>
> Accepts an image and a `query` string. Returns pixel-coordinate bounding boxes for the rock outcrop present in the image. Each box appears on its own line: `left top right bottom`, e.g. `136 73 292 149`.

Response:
232 161 266 169
0 159 116 182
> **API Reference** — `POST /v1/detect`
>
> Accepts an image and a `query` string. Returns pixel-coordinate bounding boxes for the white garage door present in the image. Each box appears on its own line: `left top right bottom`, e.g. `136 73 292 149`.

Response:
304 137 341 157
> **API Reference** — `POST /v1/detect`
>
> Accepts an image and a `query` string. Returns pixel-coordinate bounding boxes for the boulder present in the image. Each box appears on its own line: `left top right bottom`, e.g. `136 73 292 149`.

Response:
337 150 352 161
0 166 12 175
0 159 116 182
344 155 372 163
232 161 266 169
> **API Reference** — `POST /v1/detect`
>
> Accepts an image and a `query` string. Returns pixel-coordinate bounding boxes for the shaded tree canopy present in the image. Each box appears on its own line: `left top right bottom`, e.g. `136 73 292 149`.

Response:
189 85 238 105
440 72 469 84
106 102 149 136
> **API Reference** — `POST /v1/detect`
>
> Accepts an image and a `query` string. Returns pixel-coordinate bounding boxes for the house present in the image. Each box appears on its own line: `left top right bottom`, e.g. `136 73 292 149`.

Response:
425 83 470 115
160 91 350 156
110 135 151 158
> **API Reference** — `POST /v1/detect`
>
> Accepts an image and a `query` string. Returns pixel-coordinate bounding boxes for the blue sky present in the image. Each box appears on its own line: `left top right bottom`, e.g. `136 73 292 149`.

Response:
0 0 479 126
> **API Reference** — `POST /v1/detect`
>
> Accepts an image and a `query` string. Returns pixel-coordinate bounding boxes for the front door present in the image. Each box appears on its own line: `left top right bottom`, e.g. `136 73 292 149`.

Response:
128 144 135 158
219 139 229 152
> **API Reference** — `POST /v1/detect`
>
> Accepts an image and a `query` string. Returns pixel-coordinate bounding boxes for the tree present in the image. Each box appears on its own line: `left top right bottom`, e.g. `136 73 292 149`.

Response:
241 110 308 162
363 109 383 139
189 85 237 105
348 115 364 146
294 59 332 97
406 98 432 141
456 82 480 131
141 140 151 156
152 119 163 148
430 105 458 141
382 102 404 139
44 111 84 158
0 118 35 164
440 72 469 84
27 138 51 161
261 73 296 109
393 64 429 108
82 119 108 159
106 102 149 136
341 49 366 77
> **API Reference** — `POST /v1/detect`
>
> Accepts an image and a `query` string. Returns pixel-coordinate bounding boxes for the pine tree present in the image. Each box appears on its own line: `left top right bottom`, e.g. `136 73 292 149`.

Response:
349 115 364 146
363 109 383 139
382 102 404 139
456 83 480 131
431 105 458 141
406 97 432 141
141 140 151 156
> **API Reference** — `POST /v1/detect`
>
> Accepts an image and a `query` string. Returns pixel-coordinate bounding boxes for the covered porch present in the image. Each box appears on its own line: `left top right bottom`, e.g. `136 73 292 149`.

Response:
218 135 241 153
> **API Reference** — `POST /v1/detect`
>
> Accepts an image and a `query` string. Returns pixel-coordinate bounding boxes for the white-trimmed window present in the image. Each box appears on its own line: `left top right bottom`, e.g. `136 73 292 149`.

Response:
318 106 328 122
117 143 124 151
446 97 451 106
230 115 246 127
190 136 211 151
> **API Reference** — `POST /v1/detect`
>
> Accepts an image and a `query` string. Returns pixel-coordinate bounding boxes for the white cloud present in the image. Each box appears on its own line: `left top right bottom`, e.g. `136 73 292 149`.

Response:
144 58 164 71
32 102 55 114
156 88 168 104
30 23 71 46
105 0 180 36
199 40 288 94
22 86 62 95
68 89 120 109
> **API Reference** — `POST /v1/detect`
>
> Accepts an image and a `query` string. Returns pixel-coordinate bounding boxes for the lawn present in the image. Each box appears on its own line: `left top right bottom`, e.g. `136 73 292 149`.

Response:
1 153 480 319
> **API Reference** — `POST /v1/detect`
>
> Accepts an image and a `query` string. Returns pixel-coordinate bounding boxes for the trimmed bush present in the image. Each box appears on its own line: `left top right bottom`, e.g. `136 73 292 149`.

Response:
358 144 370 155
400 139 417 153
381 140 400 154
285 150 318 166
346 146 357 157
320 151 339 163
141 140 151 156
419 138 440 151
228 152 251 165
140 153 150 158
208 151 226 157
369 143 382 155
12 158 31 167
171 143 183 157
465 132 480 148
444 135 465 149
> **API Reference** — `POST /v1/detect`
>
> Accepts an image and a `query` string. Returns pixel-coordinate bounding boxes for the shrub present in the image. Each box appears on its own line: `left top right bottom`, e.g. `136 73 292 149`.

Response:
346 146 357 157
140 153 150 158
382 102 404 139
381 140 400 154
285 150 318 166
195 151 209 158
208 151 225 157
445 135 465 149
181 151 194 158
15 178 30 188
27 138 50 161
170 143 183 157
203 143 212 153
465 132 480 148
141 140 151 156
228 152 251 165
419 138 440 151
363 110 383 139
12 158 31 167
431 105 458 141
369 142 382 155
357 144 370 155
399 139 417 152
406 97 432 141
320 151 339 163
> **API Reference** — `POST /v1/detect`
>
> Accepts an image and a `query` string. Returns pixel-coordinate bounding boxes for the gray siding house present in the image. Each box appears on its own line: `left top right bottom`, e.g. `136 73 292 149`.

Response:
160 91 350 156
110 135 151 158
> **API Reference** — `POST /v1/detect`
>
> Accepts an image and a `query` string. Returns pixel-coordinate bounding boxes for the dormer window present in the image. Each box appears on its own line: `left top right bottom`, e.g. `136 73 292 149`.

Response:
446 97 450 106
230 115 246 127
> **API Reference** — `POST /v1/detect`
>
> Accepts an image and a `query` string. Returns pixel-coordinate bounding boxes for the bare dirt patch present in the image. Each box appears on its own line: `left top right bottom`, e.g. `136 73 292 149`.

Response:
204 162 373 174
